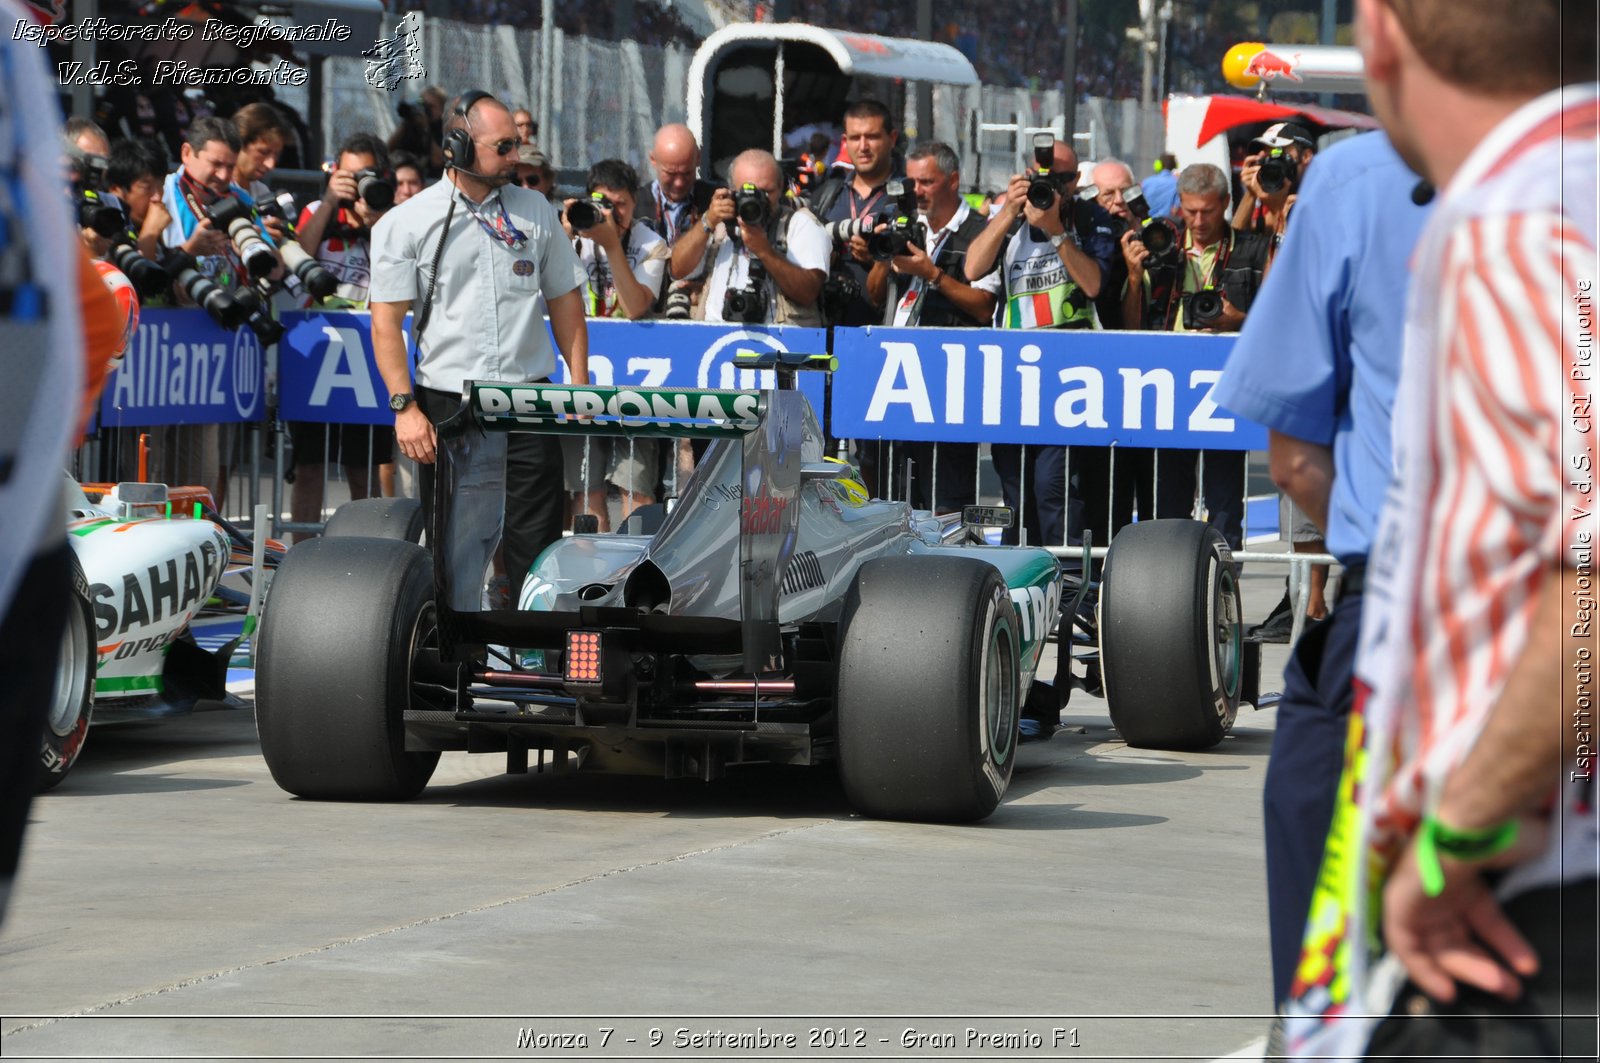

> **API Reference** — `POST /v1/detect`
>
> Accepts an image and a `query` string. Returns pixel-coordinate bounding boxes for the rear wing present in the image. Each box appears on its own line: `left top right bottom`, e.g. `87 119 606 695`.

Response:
470 383 766 439
437 383 815 674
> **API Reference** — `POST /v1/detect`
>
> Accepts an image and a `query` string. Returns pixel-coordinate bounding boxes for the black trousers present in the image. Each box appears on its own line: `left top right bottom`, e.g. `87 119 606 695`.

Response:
415 386 564 604
1 542 71 921
1154 447 1246 550
1365 879 1598 1061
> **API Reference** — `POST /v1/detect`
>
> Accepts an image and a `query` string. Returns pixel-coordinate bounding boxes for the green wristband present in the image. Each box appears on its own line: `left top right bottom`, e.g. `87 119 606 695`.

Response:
1416 816 1519 897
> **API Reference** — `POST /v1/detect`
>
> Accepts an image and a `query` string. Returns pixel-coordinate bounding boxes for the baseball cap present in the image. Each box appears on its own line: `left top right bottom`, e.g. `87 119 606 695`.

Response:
1252 121 1314 149
514 144 549 168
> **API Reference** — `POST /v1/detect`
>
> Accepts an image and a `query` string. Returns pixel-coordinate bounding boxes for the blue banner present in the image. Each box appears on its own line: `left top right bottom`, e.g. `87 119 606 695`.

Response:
277 315 830 426
98 309 265 427
829 327 1268 451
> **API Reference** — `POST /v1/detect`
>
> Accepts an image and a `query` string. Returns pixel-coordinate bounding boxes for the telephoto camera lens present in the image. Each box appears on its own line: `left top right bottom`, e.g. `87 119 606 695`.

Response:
825 217 870 245
354 169 394 211
232 285 285 345
78 189 126 238
277 240 338 300
733 184 770 227
1185 288 1225 328
208 195 277 280
109 238 170 298
663 281 694 320
161 249 247 330
1256 150 1296 195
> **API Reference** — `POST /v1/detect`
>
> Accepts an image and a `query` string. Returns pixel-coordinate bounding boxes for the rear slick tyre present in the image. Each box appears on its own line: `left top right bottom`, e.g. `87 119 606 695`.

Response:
1100 519 1242 750
321 497 424 543
836 556 1021 823
256 537 439 799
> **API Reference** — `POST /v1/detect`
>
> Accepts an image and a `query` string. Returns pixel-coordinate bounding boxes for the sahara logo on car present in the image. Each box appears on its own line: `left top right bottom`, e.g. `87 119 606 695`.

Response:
90 538 225 639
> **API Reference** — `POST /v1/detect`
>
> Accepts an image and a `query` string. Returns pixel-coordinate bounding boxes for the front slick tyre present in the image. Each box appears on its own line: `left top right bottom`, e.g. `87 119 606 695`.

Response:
256 537 439 799
1100 519 1241 750
39 552 94 790
836 556 1020 823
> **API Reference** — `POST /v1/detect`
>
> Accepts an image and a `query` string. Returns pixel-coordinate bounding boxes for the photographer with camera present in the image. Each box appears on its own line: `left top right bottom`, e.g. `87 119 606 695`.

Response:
280 133 398 541
1119 162 1270 549
963 136 1119 551
563 159 668 321
158 116 287 507
294 134 394 306
1233 121 1316 249
808 99 903 328
232 103 293 246
105 138 171 267
159 117 282 288
560 158 670 531
860 142 996 514
668 149 828 326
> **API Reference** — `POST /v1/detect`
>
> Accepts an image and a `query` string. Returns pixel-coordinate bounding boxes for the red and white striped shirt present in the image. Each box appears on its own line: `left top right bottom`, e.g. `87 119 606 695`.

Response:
1359 85 1598 847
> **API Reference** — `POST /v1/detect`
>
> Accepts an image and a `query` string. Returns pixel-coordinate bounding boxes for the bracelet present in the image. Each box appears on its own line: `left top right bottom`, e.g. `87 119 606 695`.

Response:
1415 815 1519 897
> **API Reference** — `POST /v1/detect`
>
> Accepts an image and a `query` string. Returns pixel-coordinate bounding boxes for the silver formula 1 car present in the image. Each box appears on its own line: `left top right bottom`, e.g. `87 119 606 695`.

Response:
255 373 1257 823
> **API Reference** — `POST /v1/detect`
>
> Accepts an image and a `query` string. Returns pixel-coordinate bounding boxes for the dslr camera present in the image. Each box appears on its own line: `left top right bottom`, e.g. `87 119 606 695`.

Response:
1182 286 1225 329
1136 216 1181 267
1025 132 1066 211
733 183 771 229
722 257 769 324
206 194 279 281
867 179 926 262
565 192 614 231
1255 148 1299 195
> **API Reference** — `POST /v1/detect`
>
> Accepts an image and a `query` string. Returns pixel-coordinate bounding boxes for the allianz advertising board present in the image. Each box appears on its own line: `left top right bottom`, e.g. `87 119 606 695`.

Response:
98 309 264 426
830 327 1266 450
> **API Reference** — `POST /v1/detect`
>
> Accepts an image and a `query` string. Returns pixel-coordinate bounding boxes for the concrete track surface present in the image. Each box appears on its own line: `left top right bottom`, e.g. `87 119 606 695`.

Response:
2 573 1298 1062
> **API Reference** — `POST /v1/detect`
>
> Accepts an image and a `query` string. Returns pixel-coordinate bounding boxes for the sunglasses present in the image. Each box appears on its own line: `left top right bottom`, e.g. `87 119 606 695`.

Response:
511 174 543 188
486 138 517 157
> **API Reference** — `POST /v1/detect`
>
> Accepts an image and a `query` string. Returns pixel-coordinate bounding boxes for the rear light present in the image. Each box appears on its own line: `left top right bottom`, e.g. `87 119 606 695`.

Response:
564 630 603 685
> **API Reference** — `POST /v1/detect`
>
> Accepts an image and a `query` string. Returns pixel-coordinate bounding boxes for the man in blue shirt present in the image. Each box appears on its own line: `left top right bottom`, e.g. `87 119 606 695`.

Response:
1212 131 1433 1010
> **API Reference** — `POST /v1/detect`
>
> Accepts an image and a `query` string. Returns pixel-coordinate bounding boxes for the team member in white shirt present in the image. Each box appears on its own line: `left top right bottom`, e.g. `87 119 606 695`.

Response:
369 90 589 607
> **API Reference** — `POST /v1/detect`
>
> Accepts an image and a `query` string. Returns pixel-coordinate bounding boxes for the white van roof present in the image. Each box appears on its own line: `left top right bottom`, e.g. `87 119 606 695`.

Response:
688 23 979 155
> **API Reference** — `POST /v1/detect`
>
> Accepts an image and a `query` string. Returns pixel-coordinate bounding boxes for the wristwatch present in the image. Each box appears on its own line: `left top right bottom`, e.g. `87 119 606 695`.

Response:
389 392 415 413
1048 232 1068 250
927 270 943 290
701 216 715 235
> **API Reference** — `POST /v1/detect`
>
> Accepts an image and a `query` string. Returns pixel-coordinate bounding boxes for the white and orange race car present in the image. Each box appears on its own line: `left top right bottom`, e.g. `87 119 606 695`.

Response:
46 477 268 788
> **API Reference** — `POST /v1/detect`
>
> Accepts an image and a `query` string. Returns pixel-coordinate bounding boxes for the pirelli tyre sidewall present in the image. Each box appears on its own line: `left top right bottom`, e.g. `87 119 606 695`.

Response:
40 552 95 789
256 536 439 799
1100 518 1241 750
836 555 1021 823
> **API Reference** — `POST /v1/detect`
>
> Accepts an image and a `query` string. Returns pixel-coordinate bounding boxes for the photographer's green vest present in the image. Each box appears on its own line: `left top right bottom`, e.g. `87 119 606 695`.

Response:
691 199 825 327
1145 227 1271 332
1000 205 1112 330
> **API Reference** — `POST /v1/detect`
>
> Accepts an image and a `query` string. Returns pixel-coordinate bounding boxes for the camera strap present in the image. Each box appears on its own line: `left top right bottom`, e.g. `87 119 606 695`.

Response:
175 172 246 283
1160 228 1234 331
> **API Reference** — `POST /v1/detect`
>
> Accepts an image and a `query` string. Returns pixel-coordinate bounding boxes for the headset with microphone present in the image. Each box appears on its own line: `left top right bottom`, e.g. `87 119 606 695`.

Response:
441 89 510 184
